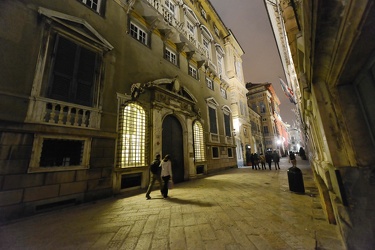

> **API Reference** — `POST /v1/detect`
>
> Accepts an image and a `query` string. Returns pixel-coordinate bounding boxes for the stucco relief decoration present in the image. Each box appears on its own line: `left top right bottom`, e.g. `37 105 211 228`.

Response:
193 104 201 118
130 77 180 100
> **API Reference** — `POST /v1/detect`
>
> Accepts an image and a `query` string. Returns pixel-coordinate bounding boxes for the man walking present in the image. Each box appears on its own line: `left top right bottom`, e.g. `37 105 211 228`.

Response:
146 154 162 200
273 150 280 169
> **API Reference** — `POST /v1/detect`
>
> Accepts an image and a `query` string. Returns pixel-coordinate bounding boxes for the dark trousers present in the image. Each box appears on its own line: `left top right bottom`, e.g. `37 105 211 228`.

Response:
261 162 266 169
274 161 280 169
146 173 162 197
267 161 272 170
161 175 171 198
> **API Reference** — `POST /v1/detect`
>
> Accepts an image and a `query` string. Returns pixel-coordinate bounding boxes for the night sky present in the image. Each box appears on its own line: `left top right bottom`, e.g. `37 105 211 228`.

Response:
210 0 296 125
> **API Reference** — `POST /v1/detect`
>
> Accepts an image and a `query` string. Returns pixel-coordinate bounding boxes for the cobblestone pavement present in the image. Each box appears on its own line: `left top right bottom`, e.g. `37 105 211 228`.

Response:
0 157 346 250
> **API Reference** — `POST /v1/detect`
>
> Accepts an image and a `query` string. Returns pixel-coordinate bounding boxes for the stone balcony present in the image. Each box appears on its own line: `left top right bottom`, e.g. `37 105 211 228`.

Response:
26 97 101 129
133 0 217 74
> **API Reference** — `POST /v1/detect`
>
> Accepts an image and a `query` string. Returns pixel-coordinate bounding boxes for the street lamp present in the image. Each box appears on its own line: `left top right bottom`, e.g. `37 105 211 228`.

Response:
276 139 282 155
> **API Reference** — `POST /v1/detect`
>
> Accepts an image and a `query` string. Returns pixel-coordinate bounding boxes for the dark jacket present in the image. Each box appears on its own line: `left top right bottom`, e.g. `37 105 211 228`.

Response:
150 159 161 175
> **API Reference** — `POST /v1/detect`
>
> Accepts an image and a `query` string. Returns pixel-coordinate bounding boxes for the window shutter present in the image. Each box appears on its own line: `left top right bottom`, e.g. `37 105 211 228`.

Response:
76 47 96 106
224 114 231 136
209 107 217 134
50 36 76 101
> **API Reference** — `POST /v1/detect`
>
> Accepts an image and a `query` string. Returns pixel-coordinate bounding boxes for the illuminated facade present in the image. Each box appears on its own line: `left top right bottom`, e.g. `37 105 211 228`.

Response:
0 0 245 221
246 82 281 153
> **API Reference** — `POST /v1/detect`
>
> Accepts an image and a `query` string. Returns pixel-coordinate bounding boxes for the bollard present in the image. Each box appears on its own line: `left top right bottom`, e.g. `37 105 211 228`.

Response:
287 166 305 193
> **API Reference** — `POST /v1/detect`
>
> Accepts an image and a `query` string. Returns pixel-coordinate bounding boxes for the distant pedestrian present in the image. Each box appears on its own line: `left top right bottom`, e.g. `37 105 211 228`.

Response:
259 153 266 170
265 152 272 170
253 153 260 170
246 151 251 166
146 154 162 200
273 150 280 169
160 154 173 198
250 153 256 170
289 151 297 167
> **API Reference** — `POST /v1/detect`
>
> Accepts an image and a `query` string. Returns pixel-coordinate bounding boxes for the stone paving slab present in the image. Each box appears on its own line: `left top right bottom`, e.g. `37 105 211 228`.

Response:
0 158 346 250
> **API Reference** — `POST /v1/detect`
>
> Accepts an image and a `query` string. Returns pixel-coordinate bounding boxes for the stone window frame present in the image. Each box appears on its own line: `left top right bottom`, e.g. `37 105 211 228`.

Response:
227 148 233 158
188 64 198 79
222 105 232 137
28 134 91 173
206 97 219 136
206 77 214 90
129 21 148 46
78 0 106 15
26 8 113 129
212 146 219 159
165 47 178 66
220 87 227 99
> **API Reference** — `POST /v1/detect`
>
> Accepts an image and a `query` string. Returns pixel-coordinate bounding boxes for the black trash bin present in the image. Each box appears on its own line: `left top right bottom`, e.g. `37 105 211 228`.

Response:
287 166 305 193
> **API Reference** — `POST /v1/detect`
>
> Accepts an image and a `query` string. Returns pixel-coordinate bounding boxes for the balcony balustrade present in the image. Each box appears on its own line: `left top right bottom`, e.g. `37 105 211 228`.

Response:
139 0 215 71
26 97 101 129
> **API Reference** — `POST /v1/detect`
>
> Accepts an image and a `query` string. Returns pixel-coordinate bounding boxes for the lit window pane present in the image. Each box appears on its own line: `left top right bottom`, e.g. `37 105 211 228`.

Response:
119 103 146 167
193 121 205 162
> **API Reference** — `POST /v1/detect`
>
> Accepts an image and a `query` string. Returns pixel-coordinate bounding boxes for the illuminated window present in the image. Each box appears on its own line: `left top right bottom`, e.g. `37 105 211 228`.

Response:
193 121 206 162
118 103 146 167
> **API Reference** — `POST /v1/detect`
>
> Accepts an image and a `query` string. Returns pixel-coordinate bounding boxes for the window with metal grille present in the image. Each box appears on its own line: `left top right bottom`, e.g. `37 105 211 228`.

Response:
40 139 84 167
193 121 206 162
118 103 146 167
130 22 147 45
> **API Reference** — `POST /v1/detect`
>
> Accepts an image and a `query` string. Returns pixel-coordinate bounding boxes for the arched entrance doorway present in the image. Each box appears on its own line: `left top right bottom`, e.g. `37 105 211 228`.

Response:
162 115 184 183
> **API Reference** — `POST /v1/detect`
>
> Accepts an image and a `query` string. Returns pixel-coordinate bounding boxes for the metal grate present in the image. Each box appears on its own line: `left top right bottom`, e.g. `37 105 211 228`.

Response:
118 103 146 167
193 121 206 162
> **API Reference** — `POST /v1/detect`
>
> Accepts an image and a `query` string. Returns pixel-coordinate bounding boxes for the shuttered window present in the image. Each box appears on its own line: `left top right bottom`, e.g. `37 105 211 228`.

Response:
209 106 218 134
48 35 99 106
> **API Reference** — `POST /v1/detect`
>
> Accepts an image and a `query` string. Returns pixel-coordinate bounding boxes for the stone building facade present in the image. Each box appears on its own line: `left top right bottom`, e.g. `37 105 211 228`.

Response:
265 0 375 248
246 82 281 153
0 0 242 222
